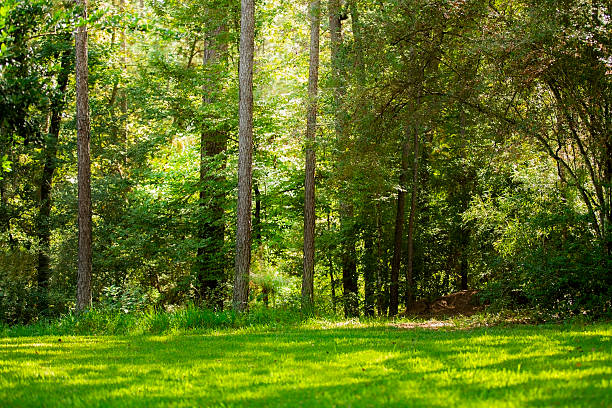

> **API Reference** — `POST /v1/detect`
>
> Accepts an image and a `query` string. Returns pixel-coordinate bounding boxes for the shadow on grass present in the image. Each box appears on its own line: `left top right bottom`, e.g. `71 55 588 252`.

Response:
0 324 610 407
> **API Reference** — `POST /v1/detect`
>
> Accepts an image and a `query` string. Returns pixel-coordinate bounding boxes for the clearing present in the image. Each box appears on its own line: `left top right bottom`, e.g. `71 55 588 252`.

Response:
1 322 611 407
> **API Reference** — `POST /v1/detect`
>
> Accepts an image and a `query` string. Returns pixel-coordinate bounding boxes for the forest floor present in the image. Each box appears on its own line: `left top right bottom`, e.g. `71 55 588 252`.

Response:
404 289 485 317
1 320 610 407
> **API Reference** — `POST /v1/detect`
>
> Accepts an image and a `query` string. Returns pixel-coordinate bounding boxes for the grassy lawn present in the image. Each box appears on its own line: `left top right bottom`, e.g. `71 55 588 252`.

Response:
1 322 611 407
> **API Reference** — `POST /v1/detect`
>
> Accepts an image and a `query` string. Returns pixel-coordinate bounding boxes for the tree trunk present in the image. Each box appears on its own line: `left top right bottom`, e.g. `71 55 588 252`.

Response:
405 128 420 311
75 0 93 312
119 0 127 168
197 132 226 308
36 47 71 315
302 0 320 313
327 211 336 313
389 141 409 316
329 0 358 318
375 202 387 316
341 204 359 317
363 224 376 317
233 0 255 312
197 29 228 310
253 180 261 244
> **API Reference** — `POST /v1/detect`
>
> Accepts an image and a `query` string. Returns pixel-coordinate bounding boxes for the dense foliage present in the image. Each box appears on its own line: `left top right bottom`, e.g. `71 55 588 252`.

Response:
0 0 610 323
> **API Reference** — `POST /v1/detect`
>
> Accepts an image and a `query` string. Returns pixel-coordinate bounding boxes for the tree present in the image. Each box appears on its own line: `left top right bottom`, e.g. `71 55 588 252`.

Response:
197 25 229 309
36 39 72 314
329 0 359 318
301 0 320 313
75 0 92 311
388 140 409 316
233 0 255 312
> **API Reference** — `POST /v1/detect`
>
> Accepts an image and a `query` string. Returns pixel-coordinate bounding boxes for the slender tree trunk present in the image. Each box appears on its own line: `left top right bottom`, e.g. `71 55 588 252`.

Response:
363 223 376 317
119 0 127 167
604 136 612 256
36 48 71 315
341 204 359 317
254 180 261 244
197 134 226 308
458 110 469 291
389 141 409 316
405 128 420 310
197 29 228 310
329 0 358 318
75 0 92 312
327 211 336 313
375 202 387 316
302 0 320 313
328 256 336 313
233 0 255 311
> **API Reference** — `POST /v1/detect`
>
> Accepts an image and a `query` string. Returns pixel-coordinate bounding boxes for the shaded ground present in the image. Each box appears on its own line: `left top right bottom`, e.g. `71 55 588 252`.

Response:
405 289 484 317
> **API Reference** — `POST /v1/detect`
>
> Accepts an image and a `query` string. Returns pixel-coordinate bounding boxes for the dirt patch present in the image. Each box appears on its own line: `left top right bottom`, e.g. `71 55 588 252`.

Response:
403 290 484 317
391 321 454 330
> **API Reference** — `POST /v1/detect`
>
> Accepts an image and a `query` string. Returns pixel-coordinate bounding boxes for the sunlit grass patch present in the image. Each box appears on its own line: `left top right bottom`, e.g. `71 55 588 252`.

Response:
1 322 610 407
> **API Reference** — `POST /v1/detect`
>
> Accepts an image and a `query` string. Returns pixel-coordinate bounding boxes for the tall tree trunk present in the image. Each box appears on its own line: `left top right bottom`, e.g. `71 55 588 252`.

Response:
119 0 127 168
604 135 612 256
375 202 387 316
363 222 376 317
75 0 92 312
405 128 420 310
341 204 359 317
253 179 261 244
36 47 71 315
458 110 469 291
389 141 409 316
327 211 336 313
329 0 358 318
233 0 255 311
197 29 228 310
302 0 320 313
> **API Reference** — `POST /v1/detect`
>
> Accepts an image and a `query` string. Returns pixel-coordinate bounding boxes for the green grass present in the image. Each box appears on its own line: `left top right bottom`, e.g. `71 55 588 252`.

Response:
1 321 610 407
0 306 307 337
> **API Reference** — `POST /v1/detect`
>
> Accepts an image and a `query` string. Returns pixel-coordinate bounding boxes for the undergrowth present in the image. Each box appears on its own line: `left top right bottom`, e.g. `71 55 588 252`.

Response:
0 305 308 337
2 304 603 338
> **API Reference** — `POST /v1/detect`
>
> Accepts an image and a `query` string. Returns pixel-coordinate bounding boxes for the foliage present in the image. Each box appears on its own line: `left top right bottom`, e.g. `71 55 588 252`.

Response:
0 0 610 323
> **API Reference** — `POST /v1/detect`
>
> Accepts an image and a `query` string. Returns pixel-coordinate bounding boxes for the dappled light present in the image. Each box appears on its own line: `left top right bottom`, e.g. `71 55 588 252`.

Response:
1 324 611 407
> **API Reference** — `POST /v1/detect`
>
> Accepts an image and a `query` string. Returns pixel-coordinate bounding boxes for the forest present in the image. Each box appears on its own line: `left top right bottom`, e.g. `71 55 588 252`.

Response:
1 0 610 322
0 0 612 324
1 0 611 406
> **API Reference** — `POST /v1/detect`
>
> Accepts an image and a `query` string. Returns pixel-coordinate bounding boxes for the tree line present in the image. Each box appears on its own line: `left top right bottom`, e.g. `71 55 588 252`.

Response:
0 0 610 323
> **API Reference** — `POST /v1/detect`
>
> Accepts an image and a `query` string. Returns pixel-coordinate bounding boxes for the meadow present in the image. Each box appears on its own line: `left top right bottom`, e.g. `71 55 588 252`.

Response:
1 317 610 407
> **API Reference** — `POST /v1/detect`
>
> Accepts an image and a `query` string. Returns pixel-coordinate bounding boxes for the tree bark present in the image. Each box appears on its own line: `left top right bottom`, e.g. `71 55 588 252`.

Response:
36 47 71 315
233 0 255 312
405 128 420 310
363 224 376 317
253 179 261 244
389 141 409 316
75 0 92 312
341 204 359 317
119 0 127 167
375 202 387 316
197 28 228 310
327 211 336 313
329 0 358 318
302 0 320 313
